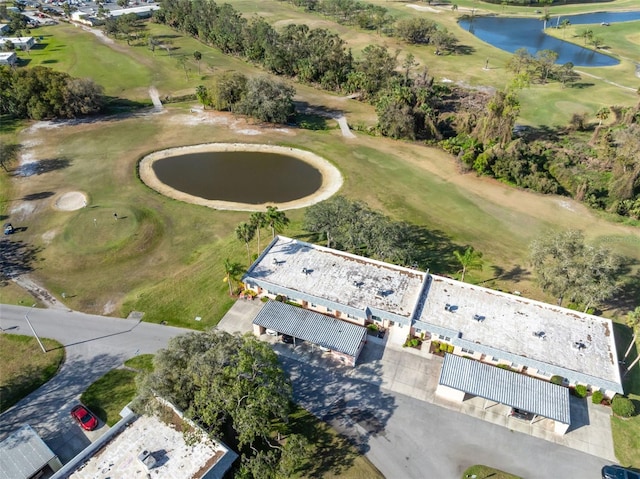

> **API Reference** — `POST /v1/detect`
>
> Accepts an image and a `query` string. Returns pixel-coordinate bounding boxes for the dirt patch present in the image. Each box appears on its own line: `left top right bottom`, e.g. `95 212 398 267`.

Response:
138 143 343 211
54 191 87 211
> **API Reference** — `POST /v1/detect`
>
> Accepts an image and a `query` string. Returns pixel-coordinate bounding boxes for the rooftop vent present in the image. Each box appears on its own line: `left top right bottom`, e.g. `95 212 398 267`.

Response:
444 304 458 312
573 341 587 350
138 450 157 471
472 314 485 322
533 331 546 339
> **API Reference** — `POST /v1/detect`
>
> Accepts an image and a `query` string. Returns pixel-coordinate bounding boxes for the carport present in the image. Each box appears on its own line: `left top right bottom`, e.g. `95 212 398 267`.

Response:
436 354 571 434
0 424 63 479
253 301 367 366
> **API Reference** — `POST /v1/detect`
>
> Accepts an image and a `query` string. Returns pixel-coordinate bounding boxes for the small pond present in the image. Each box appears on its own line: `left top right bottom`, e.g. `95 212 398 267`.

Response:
139 144 343 211
459 10 640 67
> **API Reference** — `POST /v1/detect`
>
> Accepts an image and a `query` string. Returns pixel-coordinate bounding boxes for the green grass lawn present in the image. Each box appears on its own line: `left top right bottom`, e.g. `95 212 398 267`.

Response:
0 334 64 413
287 405 384 479
124 354 154 373
461 465 522 479
611 322 640 468
81 369 138 426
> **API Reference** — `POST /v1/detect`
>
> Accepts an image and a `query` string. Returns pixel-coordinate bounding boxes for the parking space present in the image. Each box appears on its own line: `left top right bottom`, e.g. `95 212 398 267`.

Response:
29 398 109 463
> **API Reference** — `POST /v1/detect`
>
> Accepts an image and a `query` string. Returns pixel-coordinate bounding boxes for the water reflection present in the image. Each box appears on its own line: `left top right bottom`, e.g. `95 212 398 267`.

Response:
459 11 640 67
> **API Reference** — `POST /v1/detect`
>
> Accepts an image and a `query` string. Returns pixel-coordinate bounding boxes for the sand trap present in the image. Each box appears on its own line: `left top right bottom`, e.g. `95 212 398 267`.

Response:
139 143 343 211
406 4 440 13
54 191 87 211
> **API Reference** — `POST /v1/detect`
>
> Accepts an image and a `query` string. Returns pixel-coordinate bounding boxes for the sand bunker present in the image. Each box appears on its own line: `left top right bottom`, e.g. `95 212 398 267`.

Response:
54 191 87 211
139 143 343 211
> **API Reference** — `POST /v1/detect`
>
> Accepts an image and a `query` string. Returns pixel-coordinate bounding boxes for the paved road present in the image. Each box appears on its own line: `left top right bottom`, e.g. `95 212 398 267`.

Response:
0 305 190 461
281 353 612 479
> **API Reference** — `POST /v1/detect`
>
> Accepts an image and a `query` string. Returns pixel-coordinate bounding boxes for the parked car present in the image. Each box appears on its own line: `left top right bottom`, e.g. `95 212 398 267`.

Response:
281 334 294 344
265 329 278 336
602 465 640 479
509 408 534 421
3 223 14 235
70 404 98 431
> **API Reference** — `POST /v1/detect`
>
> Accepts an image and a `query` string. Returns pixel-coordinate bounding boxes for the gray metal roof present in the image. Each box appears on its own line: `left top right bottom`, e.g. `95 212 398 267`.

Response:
253 301 367 357
0 425 57 479
439 354 571 424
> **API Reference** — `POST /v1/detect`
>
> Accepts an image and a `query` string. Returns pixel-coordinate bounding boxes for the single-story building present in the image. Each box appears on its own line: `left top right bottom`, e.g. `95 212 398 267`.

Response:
437 353 571 434
65 400 237 479
243 236 623 401
0 36 35 50
107 5 160 18
0 24 10 35
253 300 368 366
0 424 63 479
0 51 17 65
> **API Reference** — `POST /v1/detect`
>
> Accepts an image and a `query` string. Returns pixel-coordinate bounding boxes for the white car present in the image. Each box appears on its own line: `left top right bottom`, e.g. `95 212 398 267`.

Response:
265 329 278 336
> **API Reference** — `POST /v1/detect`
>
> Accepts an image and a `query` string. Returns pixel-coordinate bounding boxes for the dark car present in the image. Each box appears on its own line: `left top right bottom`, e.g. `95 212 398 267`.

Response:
281 334 294 344
71 404 99 431
509 408 534 421
602 465 640 479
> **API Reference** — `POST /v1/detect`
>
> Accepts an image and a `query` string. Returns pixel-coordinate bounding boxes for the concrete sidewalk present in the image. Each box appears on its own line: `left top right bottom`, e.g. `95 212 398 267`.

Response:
217 300 616 461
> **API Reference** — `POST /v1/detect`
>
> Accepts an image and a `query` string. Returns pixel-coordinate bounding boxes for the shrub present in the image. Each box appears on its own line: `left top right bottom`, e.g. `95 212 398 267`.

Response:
592 390 604 405
275 295 285 302
611 396 636 418
550 375 564 385
446 344 454 353
497 364 513 371
574 385 588 398
367 324 379 332
403 336 422 348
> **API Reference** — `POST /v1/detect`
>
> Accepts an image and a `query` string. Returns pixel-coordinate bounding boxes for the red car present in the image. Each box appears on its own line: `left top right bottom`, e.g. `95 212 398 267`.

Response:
70 404 98 431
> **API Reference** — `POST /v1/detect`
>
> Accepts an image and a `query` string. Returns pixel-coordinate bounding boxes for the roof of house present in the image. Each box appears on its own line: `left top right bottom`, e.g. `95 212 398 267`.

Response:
69 413 234 479
253 301 367 357
419 275 621 390
439 354 571 424
244 236 426 320
0 425 57 479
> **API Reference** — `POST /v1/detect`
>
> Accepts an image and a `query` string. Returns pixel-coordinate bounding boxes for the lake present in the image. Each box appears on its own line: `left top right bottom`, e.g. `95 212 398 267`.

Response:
458 10 640 67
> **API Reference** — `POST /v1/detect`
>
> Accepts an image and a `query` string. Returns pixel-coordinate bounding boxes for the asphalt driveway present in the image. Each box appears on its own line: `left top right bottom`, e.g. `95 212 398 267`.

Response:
0 305 190 462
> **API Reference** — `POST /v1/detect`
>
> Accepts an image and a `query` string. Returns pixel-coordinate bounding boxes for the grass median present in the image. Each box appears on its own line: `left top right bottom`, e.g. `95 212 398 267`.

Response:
0 334 65 413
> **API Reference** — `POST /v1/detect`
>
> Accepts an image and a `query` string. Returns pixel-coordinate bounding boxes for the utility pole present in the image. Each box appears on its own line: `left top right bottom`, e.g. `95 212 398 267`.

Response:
25 304 47 353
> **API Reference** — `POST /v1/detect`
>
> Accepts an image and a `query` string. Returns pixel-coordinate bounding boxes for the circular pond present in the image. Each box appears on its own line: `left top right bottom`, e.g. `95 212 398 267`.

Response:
139 143 343 211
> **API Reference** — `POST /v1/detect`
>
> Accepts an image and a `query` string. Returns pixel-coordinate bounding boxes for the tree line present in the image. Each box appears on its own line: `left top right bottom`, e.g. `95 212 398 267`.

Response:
275 0 458 53
0 66 104 120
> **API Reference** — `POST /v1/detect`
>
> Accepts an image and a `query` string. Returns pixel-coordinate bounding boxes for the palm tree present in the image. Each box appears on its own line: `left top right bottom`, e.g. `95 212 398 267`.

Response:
453 246 483 282
223 258 243 296
250 211 267 255
560 19 570 38
596 107 610 126
235 222 255 265
265 206 290 239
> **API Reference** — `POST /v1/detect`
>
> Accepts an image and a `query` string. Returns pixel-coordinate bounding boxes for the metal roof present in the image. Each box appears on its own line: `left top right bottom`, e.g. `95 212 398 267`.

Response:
253 301 367 358
0 425 57 479
439 354 571 424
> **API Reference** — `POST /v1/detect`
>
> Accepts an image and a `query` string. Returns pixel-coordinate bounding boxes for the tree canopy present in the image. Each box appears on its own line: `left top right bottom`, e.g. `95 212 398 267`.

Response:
0 66 104 120
304 195 416 265
136 330 310 478
529 230 622 310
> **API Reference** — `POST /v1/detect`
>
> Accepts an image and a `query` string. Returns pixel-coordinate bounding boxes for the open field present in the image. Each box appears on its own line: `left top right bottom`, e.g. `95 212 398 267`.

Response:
0 334 64 413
